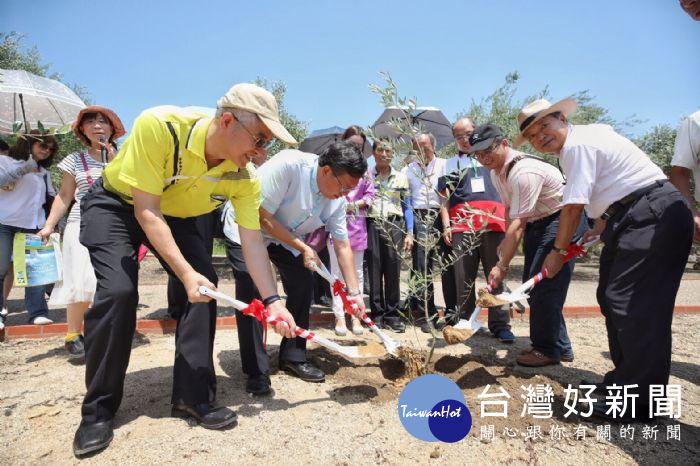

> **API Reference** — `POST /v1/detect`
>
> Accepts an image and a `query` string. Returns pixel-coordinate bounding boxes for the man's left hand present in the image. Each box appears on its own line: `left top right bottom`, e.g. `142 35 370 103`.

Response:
542 251 565 278
266 300 296 338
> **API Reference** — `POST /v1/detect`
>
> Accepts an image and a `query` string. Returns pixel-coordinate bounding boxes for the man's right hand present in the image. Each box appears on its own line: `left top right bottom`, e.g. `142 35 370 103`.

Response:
302 246 321 271
182 270 215 303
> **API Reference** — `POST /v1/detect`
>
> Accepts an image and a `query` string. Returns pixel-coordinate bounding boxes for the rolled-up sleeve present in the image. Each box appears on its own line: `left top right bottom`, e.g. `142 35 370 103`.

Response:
327 200 348 241
561 144 597 206
259 156 290 215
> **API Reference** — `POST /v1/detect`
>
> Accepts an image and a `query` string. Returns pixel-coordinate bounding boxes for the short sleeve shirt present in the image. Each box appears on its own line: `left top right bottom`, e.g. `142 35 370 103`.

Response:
257 149 347 255
102 106 261 229
57 151 105 222
405 157 446 209
491 148 564 222
559 124 666 219
671 111 700 203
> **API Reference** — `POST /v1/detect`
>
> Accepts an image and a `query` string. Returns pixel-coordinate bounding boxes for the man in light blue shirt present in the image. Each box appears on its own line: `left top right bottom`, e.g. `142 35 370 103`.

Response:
237 141 368 386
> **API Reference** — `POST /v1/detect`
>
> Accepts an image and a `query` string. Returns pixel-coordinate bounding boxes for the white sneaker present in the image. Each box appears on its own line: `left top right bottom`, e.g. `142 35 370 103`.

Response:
32 316 53 325
0 307 7 317
351 318 364 336
334 318 348 336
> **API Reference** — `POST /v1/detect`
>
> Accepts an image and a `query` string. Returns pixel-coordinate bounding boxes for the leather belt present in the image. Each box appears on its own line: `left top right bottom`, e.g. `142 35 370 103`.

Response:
600 179 666 220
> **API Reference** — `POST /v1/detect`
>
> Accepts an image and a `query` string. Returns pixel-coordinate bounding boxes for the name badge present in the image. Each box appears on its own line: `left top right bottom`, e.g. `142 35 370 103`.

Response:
470 176 485 193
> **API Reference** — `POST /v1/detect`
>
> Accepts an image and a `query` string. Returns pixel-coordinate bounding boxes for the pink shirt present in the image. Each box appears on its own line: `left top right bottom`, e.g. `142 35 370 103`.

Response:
490 148 564 222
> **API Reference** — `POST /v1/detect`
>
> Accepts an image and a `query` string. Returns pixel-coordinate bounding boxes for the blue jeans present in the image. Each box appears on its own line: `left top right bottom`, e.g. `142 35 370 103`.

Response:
522 212 586 359
0 223 49 321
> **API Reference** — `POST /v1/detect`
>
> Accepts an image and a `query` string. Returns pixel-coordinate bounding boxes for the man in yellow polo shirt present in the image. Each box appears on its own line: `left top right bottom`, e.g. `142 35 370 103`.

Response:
73 84 298 457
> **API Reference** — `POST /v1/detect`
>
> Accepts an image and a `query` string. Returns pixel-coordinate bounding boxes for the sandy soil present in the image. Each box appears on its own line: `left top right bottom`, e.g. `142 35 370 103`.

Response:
1 311 698 465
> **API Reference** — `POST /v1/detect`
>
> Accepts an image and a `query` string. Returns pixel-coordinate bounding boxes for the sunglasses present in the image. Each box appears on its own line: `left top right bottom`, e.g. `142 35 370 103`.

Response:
37 141 56 153
232 114 274 150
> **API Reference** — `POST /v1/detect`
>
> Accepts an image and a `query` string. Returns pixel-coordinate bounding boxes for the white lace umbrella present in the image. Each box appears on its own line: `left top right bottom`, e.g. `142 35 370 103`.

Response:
0 68 86 133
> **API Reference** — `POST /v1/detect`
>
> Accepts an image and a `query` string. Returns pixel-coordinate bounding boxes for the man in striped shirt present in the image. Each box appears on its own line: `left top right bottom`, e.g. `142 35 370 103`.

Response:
469 123 585 367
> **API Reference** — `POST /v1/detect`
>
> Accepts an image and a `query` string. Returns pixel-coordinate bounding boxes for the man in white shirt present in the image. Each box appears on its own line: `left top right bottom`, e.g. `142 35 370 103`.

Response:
517 98 694 421
670 110 700 242
405 133 449 332
238 141 368 386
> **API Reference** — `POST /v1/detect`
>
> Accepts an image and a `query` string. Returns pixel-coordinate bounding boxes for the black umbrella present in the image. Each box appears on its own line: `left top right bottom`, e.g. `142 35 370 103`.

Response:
371 106 453 150
299 126 372 157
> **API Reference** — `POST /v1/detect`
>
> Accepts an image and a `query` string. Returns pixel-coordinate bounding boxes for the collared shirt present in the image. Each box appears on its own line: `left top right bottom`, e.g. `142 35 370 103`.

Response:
440 153 506 232
559 124 666 218
491 148 564 222
370 166 409 218
0 157 55 229
671 110 700 203
258 149 347 255
103 105 261 229
405 156 446 209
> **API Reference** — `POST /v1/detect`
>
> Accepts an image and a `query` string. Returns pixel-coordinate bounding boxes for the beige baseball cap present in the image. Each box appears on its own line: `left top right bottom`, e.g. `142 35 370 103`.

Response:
217 83 298 145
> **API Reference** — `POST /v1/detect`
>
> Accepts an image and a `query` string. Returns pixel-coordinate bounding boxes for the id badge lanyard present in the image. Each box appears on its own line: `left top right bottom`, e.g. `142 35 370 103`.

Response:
469 157 485 193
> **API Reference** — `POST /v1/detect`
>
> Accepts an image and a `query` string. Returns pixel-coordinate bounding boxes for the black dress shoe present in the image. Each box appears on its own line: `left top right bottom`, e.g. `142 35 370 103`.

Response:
246 374 272 396
383 318 406 333
279 360 325 382
73 420 114 457
579 379 606 396
591 400 651 423
171 402 237 429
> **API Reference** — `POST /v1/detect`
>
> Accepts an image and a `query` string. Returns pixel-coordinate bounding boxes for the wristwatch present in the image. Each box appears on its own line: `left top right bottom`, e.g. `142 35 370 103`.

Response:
552 245 568 256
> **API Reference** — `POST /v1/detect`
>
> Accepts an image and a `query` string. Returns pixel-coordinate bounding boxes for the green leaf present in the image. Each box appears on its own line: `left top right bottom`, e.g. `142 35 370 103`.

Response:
12 121 23 133
37 120 46 134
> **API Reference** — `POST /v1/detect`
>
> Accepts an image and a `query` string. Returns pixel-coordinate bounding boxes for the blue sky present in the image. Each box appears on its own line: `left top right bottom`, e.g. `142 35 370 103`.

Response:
3 0 699 138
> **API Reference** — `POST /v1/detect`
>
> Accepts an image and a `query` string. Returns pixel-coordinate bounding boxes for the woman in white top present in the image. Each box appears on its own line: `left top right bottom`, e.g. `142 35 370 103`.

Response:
0 131 58 325
38 106 125 359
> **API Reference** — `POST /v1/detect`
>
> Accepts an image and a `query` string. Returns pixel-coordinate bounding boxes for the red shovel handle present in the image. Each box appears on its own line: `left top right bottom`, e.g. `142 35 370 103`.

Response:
332 280 372 324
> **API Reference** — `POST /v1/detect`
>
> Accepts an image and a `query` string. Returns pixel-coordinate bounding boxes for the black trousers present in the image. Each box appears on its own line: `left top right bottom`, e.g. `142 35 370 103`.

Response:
167 211 218 318
597 182 693 406
79 180 218 423
409 209 455 318
523 212 586 358
312 246 332 304
226 241 313 376
452 230 510 333
367 217 404 321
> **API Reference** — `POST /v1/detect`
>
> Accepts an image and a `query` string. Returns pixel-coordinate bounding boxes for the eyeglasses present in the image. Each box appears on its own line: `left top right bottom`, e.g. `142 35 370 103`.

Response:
333 172 354 194
473 141 501 160
454 132 473 141
232 114 274 150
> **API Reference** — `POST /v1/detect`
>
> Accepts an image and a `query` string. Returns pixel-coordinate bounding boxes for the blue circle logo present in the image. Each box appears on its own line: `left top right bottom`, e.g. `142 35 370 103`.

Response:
398 374 472 442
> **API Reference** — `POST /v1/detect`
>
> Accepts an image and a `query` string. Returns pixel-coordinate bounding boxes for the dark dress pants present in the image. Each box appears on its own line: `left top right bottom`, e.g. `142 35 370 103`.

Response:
597 183 693 408
522 212 586 359
452 230 510 333
79 180 218 423
409 209 454 319
231 242 314 375
367 217 403 322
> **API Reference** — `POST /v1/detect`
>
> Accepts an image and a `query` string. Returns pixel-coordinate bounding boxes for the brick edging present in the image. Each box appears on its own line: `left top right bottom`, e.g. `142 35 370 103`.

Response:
2 306 699 340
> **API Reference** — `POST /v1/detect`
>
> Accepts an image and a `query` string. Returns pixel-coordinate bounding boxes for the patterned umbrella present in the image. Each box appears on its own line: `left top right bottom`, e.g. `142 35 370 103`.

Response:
371 106 453 150
0 68 86 133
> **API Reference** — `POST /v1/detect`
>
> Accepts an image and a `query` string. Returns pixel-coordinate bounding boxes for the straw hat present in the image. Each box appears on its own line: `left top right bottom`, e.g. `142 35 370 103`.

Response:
72 105 126 146
513 98 576 148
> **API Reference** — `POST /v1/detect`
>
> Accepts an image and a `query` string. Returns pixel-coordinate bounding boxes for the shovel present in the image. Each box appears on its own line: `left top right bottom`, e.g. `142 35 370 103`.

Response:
443 237 600 345
198 286 382 359
310 262 402 356
476 237 600 307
